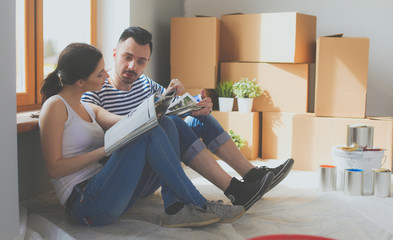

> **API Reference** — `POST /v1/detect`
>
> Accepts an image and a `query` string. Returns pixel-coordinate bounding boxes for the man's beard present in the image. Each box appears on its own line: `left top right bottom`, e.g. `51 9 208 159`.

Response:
118 70 140 85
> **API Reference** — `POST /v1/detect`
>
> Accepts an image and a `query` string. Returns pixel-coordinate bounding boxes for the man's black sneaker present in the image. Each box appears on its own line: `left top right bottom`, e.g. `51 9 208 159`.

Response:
243 158 294 190
224 172 274 211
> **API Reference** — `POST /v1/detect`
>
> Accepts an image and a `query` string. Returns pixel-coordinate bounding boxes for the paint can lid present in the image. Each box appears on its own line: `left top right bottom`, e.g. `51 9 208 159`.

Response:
372 168 391 172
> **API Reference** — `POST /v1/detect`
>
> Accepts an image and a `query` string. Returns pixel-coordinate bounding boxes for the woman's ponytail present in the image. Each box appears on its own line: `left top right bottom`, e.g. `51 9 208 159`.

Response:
40 68 63 104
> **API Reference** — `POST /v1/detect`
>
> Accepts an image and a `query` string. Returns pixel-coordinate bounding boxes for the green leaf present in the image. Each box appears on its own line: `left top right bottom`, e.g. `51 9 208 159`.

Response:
232 77 262 98
229 129 246 149
215 81 233 97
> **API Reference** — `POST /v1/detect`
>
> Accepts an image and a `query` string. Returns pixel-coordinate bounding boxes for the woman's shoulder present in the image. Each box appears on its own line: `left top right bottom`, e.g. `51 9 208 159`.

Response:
42 95 65 110
40 96 67 120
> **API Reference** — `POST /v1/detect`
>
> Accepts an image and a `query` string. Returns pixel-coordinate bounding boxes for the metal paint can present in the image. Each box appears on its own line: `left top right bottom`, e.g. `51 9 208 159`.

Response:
319 165 337 192
333 146 384 194
344 169 363 196
347 124 374 150
372 168 391 197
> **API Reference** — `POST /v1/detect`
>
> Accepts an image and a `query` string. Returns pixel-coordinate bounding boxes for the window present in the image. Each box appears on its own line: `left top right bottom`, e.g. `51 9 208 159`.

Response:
16 0 97 111
16 0 26 94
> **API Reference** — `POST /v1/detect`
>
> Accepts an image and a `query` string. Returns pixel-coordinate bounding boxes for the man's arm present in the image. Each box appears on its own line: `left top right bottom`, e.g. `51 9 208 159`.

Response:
148 76 166 95
81 91 102 106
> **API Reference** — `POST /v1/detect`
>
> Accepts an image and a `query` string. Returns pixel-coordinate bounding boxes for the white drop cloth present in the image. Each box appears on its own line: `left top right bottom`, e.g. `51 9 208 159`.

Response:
18 160 393 240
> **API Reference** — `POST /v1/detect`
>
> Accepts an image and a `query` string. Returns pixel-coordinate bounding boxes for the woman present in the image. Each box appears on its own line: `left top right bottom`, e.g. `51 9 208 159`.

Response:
39 43 244 228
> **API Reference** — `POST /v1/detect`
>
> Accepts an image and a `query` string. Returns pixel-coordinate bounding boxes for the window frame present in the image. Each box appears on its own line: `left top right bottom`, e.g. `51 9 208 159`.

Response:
17 0 97 112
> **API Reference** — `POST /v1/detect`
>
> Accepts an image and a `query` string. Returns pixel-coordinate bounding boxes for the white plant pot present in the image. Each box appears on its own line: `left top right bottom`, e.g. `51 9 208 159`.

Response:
237 98 254 112
218 97 234 112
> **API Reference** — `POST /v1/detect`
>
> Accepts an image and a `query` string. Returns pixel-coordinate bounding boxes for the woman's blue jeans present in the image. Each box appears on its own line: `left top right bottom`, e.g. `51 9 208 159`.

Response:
168 115 231 165
65 117 206 226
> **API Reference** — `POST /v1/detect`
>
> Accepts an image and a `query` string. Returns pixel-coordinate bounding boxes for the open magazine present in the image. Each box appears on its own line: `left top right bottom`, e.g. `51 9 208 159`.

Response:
166 92 202 116
104 91 202 156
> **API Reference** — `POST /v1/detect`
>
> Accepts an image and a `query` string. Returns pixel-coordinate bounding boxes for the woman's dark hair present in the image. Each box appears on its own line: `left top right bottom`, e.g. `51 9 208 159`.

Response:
40 43 102 103
118 26 153 55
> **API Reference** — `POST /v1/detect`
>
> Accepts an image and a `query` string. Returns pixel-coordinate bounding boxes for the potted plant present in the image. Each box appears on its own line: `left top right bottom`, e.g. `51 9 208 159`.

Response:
232 77 262 112
215 81 234 112
229 130 246 149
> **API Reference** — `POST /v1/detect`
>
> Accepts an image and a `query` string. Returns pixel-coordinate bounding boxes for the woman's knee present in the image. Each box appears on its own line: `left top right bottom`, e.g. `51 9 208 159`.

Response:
158 117 179 146
159 116 176 130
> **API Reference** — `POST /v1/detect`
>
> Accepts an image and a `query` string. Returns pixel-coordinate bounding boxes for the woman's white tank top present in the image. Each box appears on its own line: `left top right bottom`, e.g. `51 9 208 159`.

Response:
44 95 105 206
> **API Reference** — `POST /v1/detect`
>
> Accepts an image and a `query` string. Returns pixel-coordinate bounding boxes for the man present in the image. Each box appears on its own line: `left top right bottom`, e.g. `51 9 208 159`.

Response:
82 26 294 211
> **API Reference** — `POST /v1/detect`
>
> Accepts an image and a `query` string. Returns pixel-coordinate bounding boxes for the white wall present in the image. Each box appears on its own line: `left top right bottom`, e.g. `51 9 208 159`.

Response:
96 0 131 73
97 0 184 87
130 0 184 86
0 0 20 239
184 0 393 117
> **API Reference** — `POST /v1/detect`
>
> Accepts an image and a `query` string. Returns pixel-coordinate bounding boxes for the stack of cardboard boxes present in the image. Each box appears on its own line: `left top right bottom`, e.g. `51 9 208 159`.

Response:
170 13 393 171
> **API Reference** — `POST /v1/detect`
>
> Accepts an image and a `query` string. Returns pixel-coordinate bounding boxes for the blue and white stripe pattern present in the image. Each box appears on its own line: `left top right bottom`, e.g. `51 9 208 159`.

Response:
82 74 165 116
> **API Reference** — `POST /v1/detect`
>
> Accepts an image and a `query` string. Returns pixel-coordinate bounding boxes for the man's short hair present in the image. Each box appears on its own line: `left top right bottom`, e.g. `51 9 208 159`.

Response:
118 26 153 55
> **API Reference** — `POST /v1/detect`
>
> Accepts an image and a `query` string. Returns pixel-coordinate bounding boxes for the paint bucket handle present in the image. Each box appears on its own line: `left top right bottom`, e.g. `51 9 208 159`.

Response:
380 155 387 168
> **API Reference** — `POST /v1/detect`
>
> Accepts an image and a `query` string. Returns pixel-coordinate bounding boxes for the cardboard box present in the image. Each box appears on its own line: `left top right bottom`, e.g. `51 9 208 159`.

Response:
212 111 260 160
315 37 370 118
220 12 316 63
262 112 393 171
220 62 309 113
185 88 205 97
171 17 220 89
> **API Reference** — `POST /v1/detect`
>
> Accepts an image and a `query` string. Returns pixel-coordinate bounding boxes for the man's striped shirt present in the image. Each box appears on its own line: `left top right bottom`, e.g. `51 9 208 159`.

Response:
81 74 165 116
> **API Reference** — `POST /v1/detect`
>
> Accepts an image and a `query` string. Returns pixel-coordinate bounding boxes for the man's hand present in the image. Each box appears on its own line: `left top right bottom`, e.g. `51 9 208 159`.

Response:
191 89 213 116
165 78 185 96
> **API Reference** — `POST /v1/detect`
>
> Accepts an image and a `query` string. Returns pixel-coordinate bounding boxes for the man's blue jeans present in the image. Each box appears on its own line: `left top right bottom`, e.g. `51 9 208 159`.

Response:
65 117 206 226
168 114 231 165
